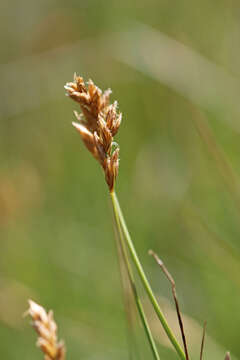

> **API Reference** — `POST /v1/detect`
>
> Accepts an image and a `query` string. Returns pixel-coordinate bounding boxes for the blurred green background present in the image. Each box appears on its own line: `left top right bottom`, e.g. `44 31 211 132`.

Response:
1 1 240 359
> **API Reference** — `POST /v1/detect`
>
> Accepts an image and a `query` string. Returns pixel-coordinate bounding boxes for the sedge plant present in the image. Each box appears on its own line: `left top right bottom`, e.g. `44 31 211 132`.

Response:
26 74 232 360
64 74 186 360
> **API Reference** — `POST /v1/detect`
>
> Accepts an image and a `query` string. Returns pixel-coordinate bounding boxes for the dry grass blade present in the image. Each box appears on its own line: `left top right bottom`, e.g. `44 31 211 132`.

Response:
65 74 121 192
26 300 65 360
199 321 206 360
149 250 190 360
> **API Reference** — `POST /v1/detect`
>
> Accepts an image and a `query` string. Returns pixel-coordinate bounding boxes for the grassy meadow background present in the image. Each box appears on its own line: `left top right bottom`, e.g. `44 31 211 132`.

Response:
1 1 240 359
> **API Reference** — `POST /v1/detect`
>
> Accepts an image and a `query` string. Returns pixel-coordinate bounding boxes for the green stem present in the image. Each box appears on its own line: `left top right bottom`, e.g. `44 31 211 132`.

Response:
110 191 185 360
112 190 161 360
112 211 139 360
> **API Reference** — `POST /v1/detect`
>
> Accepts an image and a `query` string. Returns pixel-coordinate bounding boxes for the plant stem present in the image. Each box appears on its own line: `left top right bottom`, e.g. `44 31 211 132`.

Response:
110 191 186 360
112 211 139 360
111 191 161 360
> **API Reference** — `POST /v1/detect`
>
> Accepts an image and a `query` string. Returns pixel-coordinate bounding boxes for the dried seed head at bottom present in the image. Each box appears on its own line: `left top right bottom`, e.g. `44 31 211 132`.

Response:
27 300 65 360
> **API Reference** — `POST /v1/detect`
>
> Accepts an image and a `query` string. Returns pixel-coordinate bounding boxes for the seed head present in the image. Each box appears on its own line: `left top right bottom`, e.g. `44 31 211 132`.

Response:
65 74 121 192
27 300 65 360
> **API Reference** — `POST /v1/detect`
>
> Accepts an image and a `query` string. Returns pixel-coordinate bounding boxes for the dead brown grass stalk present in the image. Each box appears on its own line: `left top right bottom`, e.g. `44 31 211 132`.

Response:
199 321 206 360
149 250 190 360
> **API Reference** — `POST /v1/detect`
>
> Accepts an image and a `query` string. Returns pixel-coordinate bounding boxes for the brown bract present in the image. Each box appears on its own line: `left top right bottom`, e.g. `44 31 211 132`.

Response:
27 300 65 360
64 74 121 192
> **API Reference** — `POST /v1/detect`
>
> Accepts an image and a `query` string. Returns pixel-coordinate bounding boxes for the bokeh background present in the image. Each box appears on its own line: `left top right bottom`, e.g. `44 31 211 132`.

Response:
1 1 240 359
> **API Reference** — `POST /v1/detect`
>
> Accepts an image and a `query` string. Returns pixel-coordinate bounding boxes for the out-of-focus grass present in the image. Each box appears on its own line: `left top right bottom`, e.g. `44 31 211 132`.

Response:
1 1 240 359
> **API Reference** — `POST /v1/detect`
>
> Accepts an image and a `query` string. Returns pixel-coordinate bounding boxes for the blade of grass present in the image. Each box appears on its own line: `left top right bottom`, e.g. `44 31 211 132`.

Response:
110 191 185 360
192 109 240 212
112 192 161 360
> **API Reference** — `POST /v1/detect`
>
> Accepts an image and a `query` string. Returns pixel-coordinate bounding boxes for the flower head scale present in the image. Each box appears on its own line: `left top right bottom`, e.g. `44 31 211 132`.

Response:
65 74 121 192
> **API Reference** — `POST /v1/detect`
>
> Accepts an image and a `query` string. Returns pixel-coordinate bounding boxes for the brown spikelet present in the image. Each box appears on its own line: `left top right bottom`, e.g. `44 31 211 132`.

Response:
27 300 65 360
72 121 99 160
97 116 113 155
101 89 112 110
111 148 120 180
106 102 122 137
65 74 122 192
93 131 106 164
